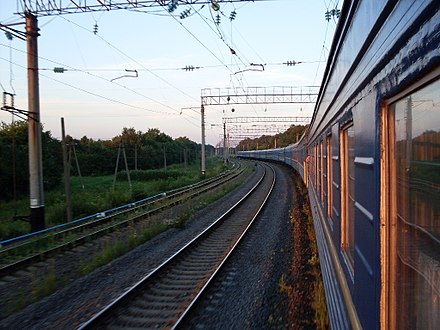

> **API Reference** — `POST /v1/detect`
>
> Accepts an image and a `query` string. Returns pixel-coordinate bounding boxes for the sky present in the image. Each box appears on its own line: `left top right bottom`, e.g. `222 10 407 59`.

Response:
0 0 340 146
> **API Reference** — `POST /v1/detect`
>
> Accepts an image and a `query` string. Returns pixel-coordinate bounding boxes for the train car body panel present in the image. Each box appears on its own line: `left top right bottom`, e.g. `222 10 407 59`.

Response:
239 1 440 329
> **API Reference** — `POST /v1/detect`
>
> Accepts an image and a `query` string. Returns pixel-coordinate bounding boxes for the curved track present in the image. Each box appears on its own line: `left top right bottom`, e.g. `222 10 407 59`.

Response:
79 163 276 329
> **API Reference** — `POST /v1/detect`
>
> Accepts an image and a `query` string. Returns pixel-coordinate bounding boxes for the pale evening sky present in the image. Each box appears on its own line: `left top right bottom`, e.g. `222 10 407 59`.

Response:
0 0 339 145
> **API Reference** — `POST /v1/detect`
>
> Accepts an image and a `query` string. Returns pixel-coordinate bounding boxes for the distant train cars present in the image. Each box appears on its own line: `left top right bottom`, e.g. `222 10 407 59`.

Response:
239 1 440 329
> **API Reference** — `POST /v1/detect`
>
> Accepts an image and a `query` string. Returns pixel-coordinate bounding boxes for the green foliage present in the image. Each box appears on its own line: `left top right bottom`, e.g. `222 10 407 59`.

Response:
0 122 214 202
237 124 308 150
0 157 225 240
0 215 29 239
116 169 183 181
0 121 62 200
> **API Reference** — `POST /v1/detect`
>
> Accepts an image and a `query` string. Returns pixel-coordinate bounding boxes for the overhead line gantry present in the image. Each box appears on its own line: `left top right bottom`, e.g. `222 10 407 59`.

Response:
200 86 318 174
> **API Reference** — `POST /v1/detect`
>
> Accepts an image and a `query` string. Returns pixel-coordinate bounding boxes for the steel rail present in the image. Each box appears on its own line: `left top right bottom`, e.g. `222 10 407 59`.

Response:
0 162 241 248
0 163 245 277
78 163 275 329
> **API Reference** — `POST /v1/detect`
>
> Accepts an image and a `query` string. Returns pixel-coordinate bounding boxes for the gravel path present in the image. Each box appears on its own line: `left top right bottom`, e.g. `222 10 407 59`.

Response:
0 162 274 329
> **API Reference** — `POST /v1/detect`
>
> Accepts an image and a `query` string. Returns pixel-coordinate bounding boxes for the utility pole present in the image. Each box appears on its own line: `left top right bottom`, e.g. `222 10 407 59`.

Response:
223 122 227 163
26 12 45 231
200 104 206 175
61 117 72 222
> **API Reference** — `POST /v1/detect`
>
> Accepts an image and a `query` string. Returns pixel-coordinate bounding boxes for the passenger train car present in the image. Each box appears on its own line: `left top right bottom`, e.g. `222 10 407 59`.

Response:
239 1 440 329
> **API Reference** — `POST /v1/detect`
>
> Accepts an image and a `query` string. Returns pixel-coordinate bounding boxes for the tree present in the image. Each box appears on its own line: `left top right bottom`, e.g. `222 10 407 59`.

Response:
0 120 62 200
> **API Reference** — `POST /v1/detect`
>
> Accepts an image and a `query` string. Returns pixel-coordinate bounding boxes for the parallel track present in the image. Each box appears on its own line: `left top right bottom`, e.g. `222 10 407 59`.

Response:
79 163 275 329
0 163 244 277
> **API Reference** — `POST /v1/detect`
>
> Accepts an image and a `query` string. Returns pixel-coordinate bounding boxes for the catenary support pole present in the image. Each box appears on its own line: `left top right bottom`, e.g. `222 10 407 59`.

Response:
26 12 45 231
200 104 206 175
61 118 72 222
223 122 227 163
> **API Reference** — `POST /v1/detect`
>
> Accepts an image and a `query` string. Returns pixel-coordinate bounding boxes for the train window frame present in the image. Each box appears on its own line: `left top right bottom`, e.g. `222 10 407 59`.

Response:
381 70 440 329
340 121 355 276
317 141 321 200
327 135 333 221
320 140 325 202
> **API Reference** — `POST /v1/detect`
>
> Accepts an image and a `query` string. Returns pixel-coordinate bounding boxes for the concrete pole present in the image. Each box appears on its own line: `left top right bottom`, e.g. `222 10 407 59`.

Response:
61 118 72 222
26 13 45 231
223 122 227 163
201 104 206 175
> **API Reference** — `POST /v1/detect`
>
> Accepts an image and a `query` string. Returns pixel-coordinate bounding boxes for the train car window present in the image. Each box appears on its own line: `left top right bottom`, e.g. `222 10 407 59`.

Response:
318 142 322 200
383 79 440 329
314 145 318 186
321 141 325 202
327 136 333 220
341 123 355 273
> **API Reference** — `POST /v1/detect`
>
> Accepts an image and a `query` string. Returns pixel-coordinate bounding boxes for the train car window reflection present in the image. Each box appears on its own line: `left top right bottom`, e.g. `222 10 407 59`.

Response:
389 79 440 329
341 123 355 272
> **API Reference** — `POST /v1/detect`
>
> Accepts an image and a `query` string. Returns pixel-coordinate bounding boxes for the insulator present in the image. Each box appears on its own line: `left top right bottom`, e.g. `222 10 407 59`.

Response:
215 14 221 25
53 67 65 73
325 11 331 21
168 1 178 13
93 23 98 34
5 31 13 40
285 60 297 66
229 10 237 21
180 8 191 19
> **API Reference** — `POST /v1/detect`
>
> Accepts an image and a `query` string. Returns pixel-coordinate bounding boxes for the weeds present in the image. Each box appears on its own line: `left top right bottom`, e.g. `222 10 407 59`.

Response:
78 223 169 275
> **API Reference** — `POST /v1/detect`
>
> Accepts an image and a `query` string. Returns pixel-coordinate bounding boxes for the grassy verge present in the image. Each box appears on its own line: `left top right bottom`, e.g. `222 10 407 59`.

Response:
77 171 246 275
0 157 227 240
292 177 329 329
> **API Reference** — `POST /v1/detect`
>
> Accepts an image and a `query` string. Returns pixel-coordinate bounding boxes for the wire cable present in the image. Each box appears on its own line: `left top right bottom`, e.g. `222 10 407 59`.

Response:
59 15 199 104
0 55 176 116
0 42 200 122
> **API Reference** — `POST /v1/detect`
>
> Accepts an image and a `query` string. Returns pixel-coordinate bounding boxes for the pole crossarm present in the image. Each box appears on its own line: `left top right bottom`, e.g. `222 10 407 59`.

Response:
223 116 311 124
201 86 319 106
18 0 266 16
2 92 38 121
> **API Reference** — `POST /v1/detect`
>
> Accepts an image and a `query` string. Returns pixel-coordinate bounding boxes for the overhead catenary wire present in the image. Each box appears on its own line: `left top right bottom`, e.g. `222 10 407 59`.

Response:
0 42 201 123
0 55 183 117
59 15 199 104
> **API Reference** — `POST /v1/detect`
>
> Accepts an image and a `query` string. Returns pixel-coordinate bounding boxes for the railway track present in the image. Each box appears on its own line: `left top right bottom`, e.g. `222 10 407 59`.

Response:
79 162 275 329
0 163 244 278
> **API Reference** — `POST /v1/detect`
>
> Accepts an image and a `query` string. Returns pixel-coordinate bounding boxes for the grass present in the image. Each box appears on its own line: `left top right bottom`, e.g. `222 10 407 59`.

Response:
0 158 227 241
299 181 329 329
77 169 247 275
5 263 70 317
78 222 170 275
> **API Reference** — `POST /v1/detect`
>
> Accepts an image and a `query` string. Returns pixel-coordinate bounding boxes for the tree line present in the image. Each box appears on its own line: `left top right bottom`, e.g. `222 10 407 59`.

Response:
236 125 308 150
0 121 212 201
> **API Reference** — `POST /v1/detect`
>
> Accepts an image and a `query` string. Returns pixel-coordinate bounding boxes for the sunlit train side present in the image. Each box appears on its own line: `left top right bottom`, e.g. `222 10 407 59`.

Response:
239 0 440 329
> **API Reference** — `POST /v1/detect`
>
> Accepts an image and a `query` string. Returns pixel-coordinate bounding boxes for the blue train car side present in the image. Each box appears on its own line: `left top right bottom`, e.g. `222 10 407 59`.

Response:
239 1 440 329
